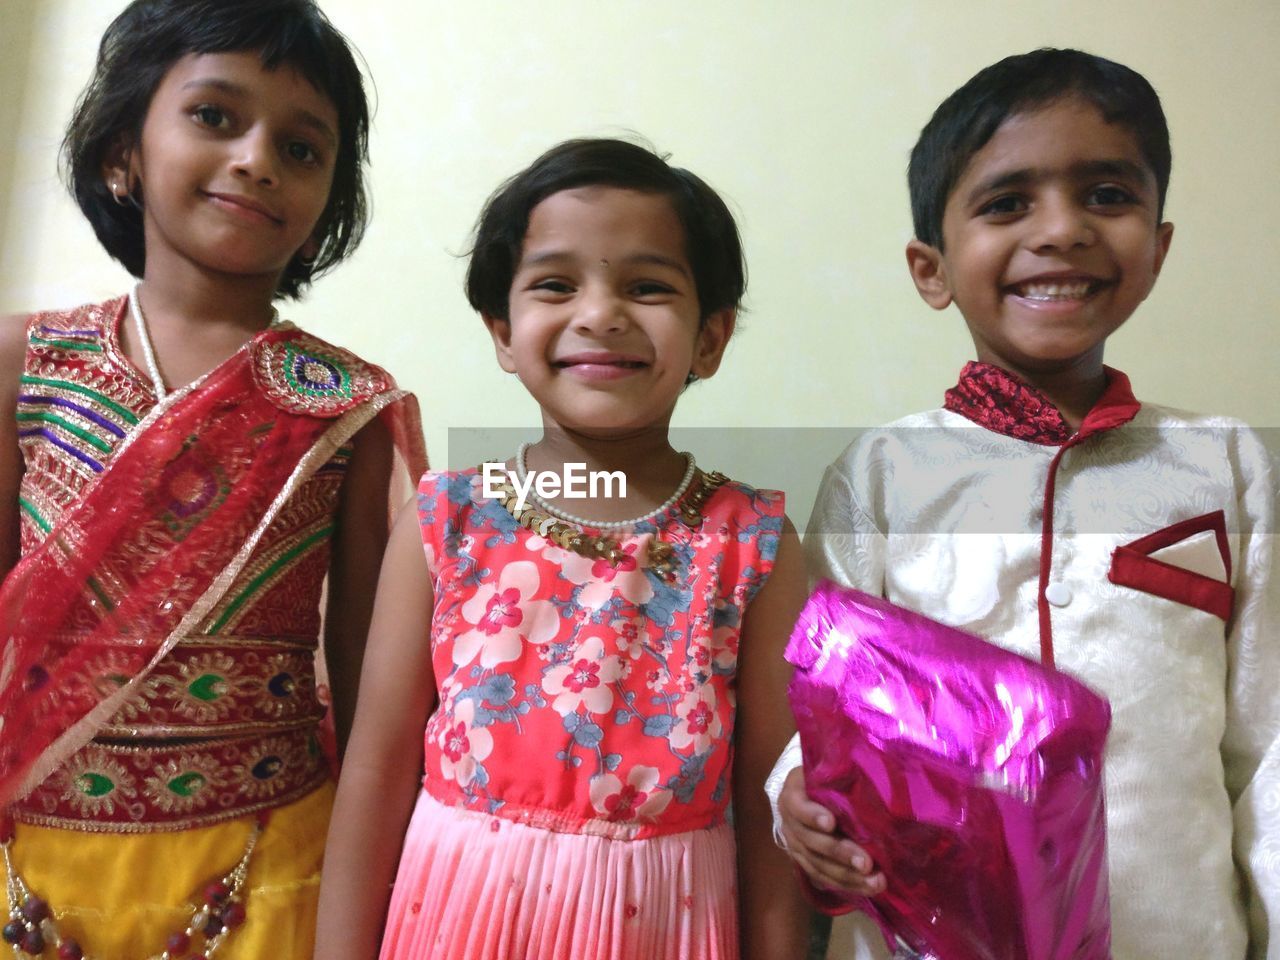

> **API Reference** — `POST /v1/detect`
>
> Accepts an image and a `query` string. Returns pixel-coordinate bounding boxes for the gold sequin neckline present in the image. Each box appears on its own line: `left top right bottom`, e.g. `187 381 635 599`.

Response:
486 463 728 579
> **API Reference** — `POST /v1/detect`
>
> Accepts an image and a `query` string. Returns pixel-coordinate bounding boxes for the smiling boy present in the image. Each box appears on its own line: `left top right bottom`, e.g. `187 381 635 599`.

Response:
769 49 1278 959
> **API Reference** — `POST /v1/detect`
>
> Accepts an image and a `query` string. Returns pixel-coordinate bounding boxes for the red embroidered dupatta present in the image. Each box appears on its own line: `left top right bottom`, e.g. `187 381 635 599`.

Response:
0 326 423 806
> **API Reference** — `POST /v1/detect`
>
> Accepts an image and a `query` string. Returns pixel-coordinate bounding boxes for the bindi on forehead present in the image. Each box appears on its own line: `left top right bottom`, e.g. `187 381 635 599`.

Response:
517 250 689 278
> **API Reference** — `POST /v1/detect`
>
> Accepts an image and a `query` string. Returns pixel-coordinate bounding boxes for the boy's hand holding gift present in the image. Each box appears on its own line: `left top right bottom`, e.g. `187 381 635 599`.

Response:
779 766 886 897
785 581 1112 960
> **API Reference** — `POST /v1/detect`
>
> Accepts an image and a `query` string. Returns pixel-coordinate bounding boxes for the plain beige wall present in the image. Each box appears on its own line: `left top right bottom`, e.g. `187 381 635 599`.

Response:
2 2 1277 522
0 0 39 252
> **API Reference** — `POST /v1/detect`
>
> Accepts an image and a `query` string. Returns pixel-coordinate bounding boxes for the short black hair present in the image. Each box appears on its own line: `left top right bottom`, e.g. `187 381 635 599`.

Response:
466 138 746 322
908 48 1171 250
63 0 370 299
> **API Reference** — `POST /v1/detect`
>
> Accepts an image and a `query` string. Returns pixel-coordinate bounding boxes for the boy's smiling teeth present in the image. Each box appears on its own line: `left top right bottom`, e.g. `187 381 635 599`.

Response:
1010 279 1099 300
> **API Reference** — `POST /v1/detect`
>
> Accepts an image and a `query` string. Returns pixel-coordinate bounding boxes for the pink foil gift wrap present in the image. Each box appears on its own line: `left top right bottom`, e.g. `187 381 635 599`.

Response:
785 581 1112 960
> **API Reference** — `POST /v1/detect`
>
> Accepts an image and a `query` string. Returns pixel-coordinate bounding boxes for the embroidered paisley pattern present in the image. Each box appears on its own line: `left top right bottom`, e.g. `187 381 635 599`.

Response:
252 329 390 417
6 298 380 831
19 729 325 830
56 748 140 820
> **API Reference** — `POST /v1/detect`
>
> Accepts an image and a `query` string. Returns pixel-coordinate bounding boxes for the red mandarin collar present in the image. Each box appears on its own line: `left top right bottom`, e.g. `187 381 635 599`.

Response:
943 361 1141 446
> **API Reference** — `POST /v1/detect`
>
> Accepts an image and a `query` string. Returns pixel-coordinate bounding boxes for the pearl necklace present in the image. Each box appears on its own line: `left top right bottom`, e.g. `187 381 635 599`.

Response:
488 455 728 579
128 284 280 400
515 442 696 529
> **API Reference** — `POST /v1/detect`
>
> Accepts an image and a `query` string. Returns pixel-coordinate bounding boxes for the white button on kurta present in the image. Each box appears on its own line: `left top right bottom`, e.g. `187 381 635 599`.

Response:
1044 582 1072 606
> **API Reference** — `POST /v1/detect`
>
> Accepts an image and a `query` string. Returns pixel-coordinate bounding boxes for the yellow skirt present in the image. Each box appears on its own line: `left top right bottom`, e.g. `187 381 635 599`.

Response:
9 782 333 959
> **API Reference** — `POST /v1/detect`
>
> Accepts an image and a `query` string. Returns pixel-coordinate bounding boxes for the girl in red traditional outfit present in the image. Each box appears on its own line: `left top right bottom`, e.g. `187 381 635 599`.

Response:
0 3 424 958
316 139 810 960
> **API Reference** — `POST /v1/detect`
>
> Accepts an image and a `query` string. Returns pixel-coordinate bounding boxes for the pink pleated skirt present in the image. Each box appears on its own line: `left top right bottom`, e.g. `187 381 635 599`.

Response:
379 791 739 960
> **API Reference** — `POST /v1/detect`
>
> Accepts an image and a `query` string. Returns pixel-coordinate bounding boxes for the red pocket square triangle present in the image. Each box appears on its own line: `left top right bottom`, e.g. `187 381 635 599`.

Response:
1108 510 1234 621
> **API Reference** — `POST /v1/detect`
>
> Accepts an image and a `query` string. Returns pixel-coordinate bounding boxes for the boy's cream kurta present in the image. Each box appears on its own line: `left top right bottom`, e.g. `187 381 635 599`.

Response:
770 400 1278 960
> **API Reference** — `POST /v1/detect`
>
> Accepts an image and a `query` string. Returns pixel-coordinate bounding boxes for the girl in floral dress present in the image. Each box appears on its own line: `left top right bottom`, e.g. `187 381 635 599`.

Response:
316 139 810 960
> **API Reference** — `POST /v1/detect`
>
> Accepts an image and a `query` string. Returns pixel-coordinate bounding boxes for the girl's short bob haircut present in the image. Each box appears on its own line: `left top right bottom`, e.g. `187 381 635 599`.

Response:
63 0 370 300
466 138 746 323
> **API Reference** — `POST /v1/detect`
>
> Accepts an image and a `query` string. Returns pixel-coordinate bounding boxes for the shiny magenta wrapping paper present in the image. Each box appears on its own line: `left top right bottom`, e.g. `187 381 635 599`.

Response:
785 581 1112 960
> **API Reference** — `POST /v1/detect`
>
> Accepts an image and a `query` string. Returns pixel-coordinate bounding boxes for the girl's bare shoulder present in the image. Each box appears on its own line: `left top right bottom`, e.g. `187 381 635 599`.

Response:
0 315 29 390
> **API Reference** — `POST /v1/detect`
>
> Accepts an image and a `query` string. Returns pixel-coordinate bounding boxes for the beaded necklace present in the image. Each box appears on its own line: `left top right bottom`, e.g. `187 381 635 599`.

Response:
1 813 262 959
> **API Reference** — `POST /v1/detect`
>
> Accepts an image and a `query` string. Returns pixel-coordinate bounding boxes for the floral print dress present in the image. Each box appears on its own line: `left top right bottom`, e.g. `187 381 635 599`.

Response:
379 469 784 960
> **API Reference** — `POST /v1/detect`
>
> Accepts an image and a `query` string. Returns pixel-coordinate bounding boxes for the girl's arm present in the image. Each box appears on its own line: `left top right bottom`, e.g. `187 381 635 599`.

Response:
315 502 437 960
324 415 394 756
734 515 813 959
0 316 27 579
